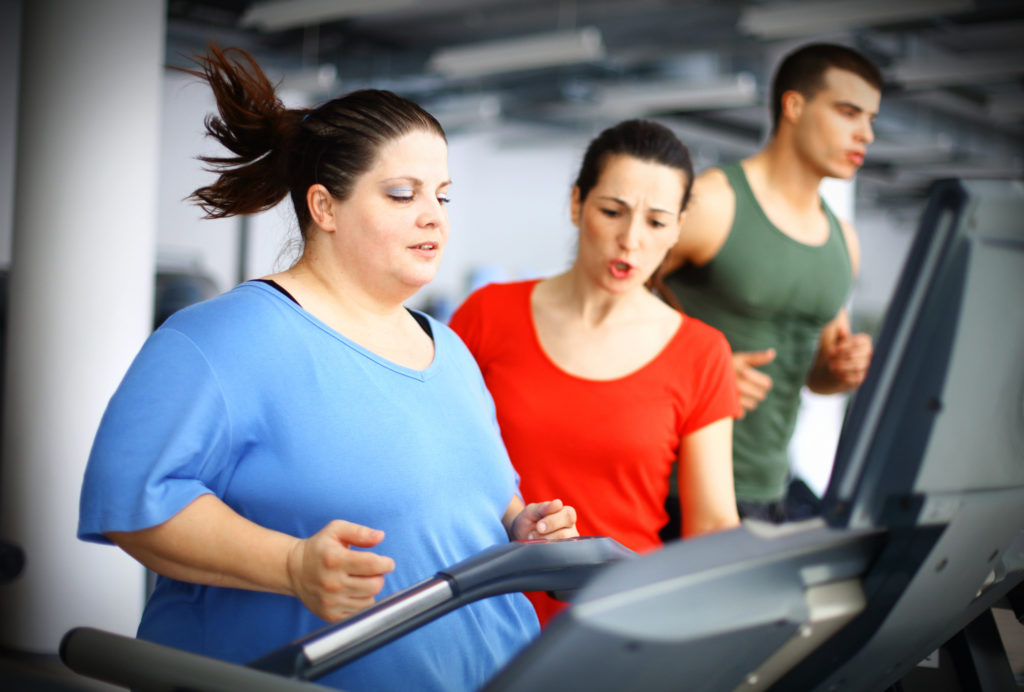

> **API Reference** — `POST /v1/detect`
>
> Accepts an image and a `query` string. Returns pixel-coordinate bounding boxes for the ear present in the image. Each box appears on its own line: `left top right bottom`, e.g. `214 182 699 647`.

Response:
780 89 805 126
306 184 337 232
570 186 582 228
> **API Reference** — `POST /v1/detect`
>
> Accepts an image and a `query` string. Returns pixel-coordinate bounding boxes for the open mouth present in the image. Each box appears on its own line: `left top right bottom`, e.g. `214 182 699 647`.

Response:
410 242 438 251
610 260 633 278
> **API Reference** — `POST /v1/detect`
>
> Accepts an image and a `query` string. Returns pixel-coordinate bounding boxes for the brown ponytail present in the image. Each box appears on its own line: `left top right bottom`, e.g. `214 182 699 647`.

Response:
176 45 302 220
179 43 446 241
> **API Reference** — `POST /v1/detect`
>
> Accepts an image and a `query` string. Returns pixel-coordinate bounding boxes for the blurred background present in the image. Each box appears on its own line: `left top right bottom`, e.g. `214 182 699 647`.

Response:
0 0 1022 678
6 0 1024 322
153 0 1024 319
128 0 1024 516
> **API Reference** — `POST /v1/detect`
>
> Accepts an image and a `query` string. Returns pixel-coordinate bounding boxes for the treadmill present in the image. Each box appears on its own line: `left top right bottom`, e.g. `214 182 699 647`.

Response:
61 178 1024 691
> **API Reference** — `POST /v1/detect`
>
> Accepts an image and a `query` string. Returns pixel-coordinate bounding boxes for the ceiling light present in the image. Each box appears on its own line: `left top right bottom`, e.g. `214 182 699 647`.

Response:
278 64 338 95
658 117 761 158
427 94 503 130
866 137 955 164
888 54 1024 89
738 0 972 38
427 27 605 79
241 0 417 31
594 73 759 116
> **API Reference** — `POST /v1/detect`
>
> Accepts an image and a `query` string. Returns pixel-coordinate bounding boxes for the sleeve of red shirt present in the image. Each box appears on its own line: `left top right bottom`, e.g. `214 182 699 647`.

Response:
680 323 743 436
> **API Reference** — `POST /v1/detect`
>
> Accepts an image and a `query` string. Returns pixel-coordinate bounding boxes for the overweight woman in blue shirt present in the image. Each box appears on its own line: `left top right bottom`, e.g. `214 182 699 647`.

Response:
78 44 577 692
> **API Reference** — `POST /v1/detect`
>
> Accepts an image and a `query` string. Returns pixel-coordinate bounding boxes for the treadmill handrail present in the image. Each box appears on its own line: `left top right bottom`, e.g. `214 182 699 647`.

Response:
250 536 633 680
61 536 633 691
60 627 338 692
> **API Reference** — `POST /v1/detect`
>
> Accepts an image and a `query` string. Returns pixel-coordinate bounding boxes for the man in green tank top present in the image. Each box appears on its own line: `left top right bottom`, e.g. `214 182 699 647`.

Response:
658 43 882 523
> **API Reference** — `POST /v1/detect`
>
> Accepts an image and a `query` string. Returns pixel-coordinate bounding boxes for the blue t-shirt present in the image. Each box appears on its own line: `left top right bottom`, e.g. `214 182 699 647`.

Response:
78 281 538 691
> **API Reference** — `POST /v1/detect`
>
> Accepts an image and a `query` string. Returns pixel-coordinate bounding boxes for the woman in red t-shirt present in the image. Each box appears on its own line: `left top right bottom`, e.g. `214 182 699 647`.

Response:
450 119 742 625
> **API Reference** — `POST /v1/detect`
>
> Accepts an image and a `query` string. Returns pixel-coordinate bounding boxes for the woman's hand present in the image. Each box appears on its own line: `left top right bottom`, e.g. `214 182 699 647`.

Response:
286 520 396 622
505 498 579 541
107 495 395 623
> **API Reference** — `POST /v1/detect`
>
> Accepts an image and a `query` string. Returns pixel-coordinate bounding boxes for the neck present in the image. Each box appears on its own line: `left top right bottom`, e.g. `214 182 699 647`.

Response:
747 136 825 211
550 268 648 328
286 250 411 327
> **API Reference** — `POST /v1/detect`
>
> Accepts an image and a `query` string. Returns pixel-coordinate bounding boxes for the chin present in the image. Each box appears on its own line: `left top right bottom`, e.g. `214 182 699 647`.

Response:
827 161 860 180
407 259 443 283
408 269 441 289
405 276 437 291
602 277 640 295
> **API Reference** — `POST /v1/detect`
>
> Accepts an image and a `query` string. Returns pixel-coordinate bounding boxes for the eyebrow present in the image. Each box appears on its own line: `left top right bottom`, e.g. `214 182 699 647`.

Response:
598 195 674 216
383 176 453 188
833 100 879 118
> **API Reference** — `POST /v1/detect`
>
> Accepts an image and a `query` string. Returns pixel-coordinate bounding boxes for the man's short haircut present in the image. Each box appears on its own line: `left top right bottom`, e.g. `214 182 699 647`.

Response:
770 43 882 133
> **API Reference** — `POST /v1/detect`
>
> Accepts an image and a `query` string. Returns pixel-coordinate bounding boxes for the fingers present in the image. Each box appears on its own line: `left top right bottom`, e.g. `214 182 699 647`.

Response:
331 546 396 577
319 521 395 576
313 548 392 622
541 505 579 539
739 348 776 367
311 572 386 622
289 521 396 622
829 333 871 360
737 370 772 407
522 498 561 521
828 333 873 385
522 501 578 540
326 519 387 549
734 352 774 412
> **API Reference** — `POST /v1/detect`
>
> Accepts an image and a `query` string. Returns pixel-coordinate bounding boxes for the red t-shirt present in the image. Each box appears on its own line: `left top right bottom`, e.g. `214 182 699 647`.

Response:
450 280 740 624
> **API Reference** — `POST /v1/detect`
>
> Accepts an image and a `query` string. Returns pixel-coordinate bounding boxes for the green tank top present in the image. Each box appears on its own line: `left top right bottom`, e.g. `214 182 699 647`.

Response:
664 162 852 502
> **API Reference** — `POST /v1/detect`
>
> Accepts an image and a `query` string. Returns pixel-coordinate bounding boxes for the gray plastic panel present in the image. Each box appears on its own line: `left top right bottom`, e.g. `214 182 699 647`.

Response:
808 488 1024 692
483 523 880 692
914 229 1024 493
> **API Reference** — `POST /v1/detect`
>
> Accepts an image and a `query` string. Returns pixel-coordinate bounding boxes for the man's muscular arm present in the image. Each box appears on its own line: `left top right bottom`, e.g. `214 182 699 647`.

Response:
807 219 873 393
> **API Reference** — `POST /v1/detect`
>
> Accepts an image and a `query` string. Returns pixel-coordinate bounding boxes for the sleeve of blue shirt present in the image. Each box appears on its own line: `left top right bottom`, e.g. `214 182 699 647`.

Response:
78 328 231 544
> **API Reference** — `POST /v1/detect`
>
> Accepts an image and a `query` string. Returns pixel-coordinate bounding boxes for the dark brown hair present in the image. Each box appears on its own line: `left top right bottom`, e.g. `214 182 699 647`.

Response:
770 43 883 133
574 119 695 214
178 44 446 239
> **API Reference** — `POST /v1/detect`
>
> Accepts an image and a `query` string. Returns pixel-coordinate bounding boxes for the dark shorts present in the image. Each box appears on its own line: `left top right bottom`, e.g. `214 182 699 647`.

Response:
660 478 822 540
736 499 788 523
737 478 824 524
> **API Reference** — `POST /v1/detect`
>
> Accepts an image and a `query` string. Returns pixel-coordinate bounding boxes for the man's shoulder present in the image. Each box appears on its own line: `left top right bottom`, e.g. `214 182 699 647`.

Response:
688 166 739 220
836 216 861 275
676 166 738 266
693 165 734 195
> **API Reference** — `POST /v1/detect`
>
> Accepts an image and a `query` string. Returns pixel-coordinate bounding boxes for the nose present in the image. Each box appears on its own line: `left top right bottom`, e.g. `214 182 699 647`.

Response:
618 215 642 251
857 117 875 145
417 196 446 229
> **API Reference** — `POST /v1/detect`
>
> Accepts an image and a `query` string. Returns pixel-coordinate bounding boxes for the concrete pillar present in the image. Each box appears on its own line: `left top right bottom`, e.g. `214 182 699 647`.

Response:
0 0 165 652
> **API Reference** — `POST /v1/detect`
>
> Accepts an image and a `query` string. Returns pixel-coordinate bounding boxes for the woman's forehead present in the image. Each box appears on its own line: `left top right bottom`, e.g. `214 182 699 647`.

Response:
370 130 449 181
593 155 686 199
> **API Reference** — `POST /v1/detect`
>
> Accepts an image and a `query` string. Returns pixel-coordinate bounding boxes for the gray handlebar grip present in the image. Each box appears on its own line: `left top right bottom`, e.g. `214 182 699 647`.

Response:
60 627 335 692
